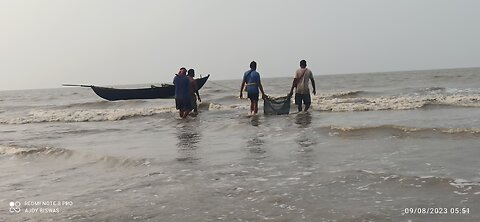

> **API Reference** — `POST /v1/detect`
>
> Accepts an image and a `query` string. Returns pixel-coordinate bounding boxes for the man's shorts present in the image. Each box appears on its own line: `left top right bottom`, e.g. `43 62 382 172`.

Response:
176 98 193 111
247 92 259 101
295 93 311 105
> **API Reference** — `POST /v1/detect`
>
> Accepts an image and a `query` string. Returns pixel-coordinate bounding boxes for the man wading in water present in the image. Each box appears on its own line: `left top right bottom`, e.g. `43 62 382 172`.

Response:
187 69 201 115
240 61 266 115
173 67 193 118
289 60 316 112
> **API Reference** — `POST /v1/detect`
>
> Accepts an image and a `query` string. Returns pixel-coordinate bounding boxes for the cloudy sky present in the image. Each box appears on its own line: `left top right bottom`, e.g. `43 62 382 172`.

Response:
1 0 479 90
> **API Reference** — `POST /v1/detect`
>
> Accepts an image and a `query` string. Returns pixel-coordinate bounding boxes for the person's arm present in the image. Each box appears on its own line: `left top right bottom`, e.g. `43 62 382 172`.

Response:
192 80 201 101
239 81 245 99
310 74 316 95
196 91 201 102
289 72 299 97
289 78 297 96
258 79 266 99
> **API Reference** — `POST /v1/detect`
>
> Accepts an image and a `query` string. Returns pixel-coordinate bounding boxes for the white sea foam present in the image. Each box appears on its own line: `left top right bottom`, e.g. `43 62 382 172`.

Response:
0 145 151 167
450 179 480 188
207 103 249 110
0 107 176 124
312 94 480 112
326 125 480 135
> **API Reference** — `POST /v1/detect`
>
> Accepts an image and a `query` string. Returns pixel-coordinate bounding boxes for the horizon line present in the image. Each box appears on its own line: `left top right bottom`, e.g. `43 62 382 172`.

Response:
1 66 479 92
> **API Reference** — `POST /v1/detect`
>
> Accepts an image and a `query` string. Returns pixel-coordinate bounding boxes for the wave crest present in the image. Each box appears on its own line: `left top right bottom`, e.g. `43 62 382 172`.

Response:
0 146 73 157
313 94 480 112
319 90 365 98
323 125 480 137
0 145 151 167
0 107 176 124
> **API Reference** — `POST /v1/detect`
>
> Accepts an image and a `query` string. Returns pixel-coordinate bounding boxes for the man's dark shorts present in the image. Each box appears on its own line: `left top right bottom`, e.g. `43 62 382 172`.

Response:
247 92 259 101
176 98 193 111
295 93 311 105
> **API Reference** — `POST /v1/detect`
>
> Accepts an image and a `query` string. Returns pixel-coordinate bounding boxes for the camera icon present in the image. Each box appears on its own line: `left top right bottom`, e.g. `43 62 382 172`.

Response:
9 201 21 213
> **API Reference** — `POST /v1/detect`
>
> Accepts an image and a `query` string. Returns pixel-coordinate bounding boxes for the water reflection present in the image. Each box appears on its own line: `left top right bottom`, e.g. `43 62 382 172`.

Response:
250 115 261 127
237 115 266 158
175 120 201 163
294 112 317 159
246 134 266 155
295 112 312 128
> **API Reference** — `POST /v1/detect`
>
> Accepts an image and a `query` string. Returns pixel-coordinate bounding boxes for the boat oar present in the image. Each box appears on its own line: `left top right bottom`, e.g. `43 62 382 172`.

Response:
62 84 93 88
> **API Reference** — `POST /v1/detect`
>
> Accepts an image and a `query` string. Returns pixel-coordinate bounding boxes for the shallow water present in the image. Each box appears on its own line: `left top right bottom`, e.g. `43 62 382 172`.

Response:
1 68 479 221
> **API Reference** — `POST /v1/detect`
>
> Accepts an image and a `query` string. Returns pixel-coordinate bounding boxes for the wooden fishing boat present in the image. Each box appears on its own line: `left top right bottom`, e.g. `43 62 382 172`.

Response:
64 75 209 101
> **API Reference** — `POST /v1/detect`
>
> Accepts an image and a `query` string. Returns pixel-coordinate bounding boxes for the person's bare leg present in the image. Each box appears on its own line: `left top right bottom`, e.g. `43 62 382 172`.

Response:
304 103 310 111
183 110 191 118
253 100 258 114
296 95 303 112
250 100 255 115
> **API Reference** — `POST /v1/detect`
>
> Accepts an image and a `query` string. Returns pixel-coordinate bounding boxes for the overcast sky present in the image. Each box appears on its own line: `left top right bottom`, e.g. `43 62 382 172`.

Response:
1 0 479 90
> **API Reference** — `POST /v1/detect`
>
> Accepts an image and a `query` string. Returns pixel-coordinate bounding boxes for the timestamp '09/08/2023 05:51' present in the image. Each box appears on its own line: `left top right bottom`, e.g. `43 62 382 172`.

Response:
404 207 470 215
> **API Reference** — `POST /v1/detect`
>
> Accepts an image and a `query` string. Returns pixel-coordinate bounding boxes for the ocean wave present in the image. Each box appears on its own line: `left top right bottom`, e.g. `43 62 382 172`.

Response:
209 89 229 93
0 145 74 157
1 94 479 125
56 100 120 109
51 100 154 110
0 107 176 124
446 87 480 94
313 94 480 112
3 100 152 112
425 86 446 91
0 145 151 168
206 102 249 111
319 90 365 98
409 87 480 96
0 102 252 124
215 95 242 102
322 125 480 137
334 170 480 195
56 128 125 135
411 87 446 95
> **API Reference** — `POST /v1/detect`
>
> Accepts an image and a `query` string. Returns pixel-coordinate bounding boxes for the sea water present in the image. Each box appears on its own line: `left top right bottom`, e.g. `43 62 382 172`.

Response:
0 68 479 221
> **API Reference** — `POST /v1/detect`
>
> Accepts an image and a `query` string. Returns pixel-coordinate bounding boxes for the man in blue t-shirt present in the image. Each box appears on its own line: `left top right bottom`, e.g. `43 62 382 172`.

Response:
173 67 193 118
240 61 266 115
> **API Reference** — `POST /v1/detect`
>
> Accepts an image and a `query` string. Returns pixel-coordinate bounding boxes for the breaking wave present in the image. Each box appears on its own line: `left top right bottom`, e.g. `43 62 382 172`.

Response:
202 92 480 113
313 94 480 112
0 106 176 124
1 92 479 125
215 95 242 102
321 125 480 137
56 100 152 110
0 102 250 124
56 100 121 109
205 102 249 111
319 90 366 98
0 145 73 157
0 145 152 168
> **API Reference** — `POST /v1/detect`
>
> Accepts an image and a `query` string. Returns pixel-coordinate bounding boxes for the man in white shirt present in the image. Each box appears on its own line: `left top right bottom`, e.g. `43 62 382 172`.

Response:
288 60 316 112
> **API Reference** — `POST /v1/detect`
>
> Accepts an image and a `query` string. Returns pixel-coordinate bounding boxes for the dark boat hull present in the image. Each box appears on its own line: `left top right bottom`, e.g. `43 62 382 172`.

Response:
90 75 209 101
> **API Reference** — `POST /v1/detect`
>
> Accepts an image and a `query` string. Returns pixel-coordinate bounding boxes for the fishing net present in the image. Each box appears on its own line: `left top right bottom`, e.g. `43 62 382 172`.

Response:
264 95 291 115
